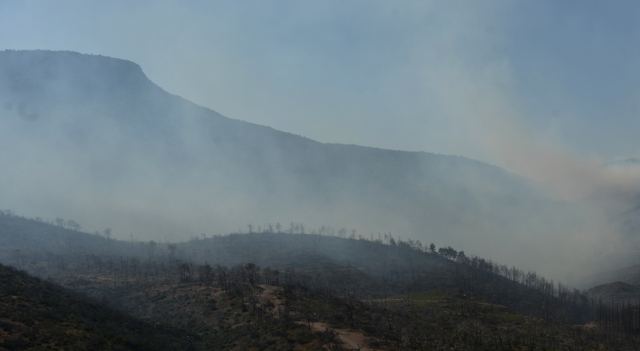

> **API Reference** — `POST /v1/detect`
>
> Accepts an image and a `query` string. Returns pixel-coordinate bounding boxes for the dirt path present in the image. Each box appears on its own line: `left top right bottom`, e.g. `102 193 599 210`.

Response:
257 285 380 350
306 321 380 351
257 284 283 317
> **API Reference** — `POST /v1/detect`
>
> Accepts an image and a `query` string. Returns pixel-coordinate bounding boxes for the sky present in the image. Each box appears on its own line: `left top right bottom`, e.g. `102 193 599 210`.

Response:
1 0 640 165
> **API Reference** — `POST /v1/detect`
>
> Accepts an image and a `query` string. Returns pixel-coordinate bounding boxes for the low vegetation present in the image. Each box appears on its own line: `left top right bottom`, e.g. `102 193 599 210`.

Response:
3 211 640 349
0 264 197 350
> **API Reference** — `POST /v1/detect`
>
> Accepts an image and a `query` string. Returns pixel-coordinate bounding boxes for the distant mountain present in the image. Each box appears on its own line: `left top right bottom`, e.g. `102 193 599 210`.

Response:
605 158 640 169
587 263 640 287
587 281 640 304
0 50 578 273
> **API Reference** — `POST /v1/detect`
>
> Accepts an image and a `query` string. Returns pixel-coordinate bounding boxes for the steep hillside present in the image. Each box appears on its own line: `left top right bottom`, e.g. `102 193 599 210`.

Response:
0 50 578 272
0 264 196 350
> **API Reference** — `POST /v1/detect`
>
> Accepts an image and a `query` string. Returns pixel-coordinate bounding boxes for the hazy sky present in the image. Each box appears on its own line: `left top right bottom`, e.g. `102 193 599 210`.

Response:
1 0 639 163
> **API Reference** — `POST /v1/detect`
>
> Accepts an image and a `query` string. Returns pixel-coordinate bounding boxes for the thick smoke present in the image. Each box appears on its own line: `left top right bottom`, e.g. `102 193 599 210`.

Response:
1 49 639 284
1 1 640 284
416 36 640 283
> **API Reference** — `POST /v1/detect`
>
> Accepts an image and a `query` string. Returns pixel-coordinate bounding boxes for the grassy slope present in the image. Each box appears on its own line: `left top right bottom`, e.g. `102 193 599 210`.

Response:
60 270 640 351
59 277 343 351
0 264 197 351
2 215 640 349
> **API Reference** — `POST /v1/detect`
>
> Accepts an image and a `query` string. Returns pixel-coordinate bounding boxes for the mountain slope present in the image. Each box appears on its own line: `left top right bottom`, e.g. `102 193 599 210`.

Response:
0 263 197 350
0 49 579 274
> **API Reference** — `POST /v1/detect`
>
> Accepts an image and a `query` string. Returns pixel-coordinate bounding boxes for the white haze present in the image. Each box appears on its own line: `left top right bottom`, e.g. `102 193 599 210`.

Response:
1 1 640 283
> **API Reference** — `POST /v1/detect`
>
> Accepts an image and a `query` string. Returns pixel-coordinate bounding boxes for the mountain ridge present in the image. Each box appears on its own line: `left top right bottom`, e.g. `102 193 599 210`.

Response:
0 50 582 277
0 49 509 166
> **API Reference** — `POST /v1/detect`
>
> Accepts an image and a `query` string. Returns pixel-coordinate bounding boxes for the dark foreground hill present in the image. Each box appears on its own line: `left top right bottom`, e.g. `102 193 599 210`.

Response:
0 212 585 322
0 212 608 323
0 264 196 350
50 261 640 351
3 213 640 349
